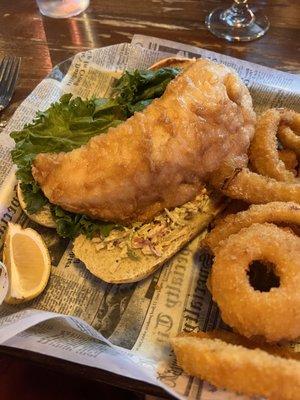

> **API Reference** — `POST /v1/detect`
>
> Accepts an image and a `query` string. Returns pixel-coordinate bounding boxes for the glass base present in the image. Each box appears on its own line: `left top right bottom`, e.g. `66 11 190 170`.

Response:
205 7 270 42
37 0 90 19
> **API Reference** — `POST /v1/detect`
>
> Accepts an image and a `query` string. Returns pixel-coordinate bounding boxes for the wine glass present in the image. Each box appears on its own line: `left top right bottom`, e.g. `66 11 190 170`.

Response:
36 0 90 18
205 0 270 42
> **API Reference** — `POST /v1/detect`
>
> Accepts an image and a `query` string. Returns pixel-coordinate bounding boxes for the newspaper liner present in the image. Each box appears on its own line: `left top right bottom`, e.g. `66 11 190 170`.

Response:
0 36 299 400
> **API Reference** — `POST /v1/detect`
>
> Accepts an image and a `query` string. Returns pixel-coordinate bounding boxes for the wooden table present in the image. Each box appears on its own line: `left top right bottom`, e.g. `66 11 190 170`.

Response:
0 0 299 398
0 0 299 121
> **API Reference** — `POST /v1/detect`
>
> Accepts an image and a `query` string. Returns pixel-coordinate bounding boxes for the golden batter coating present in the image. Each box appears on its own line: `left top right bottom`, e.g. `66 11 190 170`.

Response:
32 59 255 223
171 333 300 400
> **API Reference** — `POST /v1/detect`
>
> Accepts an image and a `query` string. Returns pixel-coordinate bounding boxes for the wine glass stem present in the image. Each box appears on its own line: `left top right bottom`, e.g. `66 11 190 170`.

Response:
222 0 255 28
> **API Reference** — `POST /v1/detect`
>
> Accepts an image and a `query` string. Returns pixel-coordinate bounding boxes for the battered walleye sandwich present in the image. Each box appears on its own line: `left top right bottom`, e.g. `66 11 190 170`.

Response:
14 57 255 283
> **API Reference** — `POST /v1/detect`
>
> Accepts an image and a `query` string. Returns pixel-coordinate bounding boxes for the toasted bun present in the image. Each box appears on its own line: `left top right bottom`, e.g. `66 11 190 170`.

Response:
73 192 224 283
149 57 196 71
17 183 56 228
171 332 300 400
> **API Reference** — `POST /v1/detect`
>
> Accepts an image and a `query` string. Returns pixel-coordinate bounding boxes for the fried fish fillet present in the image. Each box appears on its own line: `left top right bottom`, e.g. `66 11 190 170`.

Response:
32 59 255 223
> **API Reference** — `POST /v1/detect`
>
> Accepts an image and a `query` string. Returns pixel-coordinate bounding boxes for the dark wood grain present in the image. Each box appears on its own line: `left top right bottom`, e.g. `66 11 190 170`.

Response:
0 0 299 398
0 0 299 122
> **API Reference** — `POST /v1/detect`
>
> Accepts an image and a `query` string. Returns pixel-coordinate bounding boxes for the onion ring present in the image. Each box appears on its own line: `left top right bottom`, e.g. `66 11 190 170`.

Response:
182 330 300 360
250 109 298 182
210 223 300 342
222 168 300 204
171 332 300 400
203 202 300 254
278 149 298 174
278 109 300 157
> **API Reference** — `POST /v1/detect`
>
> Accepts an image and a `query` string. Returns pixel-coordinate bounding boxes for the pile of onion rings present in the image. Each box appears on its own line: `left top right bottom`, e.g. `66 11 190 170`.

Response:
172 107 300 399
216 108 300 204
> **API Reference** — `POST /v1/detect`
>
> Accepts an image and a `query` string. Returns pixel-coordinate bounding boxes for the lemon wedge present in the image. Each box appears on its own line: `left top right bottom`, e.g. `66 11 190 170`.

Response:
3 222 51 304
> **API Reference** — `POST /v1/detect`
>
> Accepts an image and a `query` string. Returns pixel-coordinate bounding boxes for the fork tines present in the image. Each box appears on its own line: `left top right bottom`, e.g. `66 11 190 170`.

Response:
0 56 21 111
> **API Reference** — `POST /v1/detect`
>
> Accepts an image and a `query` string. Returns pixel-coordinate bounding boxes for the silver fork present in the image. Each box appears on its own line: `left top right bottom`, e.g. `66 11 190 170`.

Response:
0 56 21 112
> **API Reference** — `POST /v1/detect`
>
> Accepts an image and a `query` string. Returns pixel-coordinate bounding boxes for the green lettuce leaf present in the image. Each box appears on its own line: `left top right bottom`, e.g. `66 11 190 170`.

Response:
20 182 48 214
114 67 180 116
11 67 181 239
52 206 118 239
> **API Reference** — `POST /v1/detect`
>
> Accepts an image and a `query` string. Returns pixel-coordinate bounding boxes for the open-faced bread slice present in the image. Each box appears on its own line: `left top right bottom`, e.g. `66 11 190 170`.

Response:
73 190 224 283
